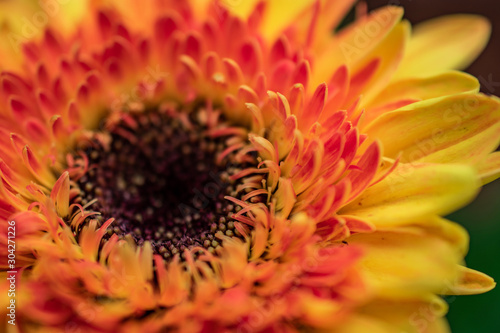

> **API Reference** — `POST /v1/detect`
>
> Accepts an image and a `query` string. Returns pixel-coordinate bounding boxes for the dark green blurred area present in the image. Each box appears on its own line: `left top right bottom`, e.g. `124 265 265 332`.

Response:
446 180 500 333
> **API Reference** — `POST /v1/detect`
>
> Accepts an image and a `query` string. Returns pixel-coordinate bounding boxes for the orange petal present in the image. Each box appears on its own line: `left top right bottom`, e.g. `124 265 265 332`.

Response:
50 171 70 217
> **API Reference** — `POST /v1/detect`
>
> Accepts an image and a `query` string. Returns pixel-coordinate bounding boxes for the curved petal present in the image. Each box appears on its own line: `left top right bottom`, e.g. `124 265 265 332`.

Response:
363 71 480 122
331 312 450 333
413 217 470 257
311 6 404 89
363 94 500 165
354 296 450 333
0 0 88 70
0 1 38 70
394 15 491 79
346 20 410 108
217 0 261 19
348 230 461 298
444 266 496 295
311 0 358 50
477 151 500 185
340 163 480 227
223 0 317 41
443 266 496 295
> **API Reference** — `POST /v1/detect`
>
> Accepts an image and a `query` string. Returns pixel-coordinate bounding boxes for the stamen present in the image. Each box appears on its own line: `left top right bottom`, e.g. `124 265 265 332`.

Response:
71 108 253 260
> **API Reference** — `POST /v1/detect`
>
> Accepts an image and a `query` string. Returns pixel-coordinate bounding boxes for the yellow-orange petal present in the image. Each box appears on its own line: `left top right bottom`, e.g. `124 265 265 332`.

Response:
343 296 450 333
50 171 70 217
340 163 479 227
412 217 470 257
477 151 500 185
223 0 317 42
394 14 491 79
0 1 37 71
348 231 461 298
444 266 496 295
363 94 500 165
346 20 409 108
327 314 393 333
218 0 261 19
311 6 404 89
310 0 358 50
0 0 88 70
363 71 480 122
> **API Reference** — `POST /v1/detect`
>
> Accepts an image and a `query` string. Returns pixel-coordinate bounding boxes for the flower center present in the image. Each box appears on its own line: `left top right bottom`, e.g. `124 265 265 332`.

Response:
72 107 246 260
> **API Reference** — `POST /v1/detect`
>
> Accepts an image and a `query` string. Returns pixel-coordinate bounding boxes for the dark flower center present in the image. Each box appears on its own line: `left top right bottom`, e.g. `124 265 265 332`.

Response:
72 107 247 260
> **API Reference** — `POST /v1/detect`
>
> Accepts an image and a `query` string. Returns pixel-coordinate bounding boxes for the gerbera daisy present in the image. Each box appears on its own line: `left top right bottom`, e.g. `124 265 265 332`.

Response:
1 0 499 332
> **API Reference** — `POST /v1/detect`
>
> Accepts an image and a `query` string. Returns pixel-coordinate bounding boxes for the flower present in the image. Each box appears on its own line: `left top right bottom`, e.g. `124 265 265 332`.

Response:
1 0 500 332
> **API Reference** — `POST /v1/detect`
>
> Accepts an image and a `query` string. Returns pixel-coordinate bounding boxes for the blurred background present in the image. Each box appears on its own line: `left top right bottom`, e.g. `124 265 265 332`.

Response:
364 0 500 332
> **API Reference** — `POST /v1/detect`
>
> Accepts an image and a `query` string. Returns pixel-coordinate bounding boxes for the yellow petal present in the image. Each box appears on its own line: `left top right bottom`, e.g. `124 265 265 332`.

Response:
348 231 461 298
54 0 89 31
331 313 450 333
0 0 88 70
444 266 496 295
0 0 37 70
311 0 358 51
269 0 358 53
394 15 491 79
363 71 480 121
348 20 409 107
476 151 500 185
340 163 480 227
223 0 316 42
360 293 448 333
219 0 261 19
363 94 500 165
311 6 404 88
328 314 393 333
384 216 470 258
412 217 470 257
425 318 452 333
357 296 450 333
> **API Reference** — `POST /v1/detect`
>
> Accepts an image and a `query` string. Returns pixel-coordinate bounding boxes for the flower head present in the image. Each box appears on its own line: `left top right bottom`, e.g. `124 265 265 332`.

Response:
1 0 499 332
